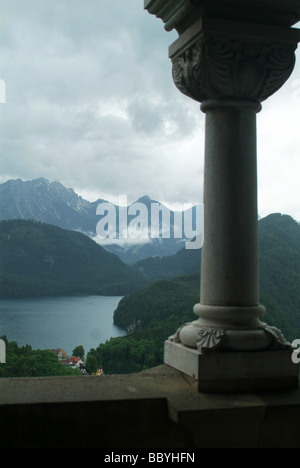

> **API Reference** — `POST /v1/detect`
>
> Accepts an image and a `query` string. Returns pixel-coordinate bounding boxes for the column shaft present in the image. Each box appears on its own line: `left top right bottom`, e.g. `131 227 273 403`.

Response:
201 102 260 308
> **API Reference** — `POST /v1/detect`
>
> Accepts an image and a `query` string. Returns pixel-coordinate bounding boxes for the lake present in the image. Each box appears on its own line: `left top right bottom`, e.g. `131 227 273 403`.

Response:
0 296 126 356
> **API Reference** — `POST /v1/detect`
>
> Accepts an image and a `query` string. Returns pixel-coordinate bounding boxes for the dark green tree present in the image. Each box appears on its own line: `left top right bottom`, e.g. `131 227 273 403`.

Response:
85 354 97 374
0 340 80 378
72 345 85 359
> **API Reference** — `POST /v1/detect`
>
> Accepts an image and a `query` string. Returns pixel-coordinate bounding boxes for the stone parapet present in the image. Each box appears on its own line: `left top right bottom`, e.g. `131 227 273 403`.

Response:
0 366 300 448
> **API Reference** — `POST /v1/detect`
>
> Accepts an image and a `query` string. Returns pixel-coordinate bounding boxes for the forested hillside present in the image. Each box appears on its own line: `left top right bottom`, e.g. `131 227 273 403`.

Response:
0 220 147 298
87 271 296 375
134 214 300 327
258 214 300 328
134 246 201 280
87 273 200 374
86 214 300 375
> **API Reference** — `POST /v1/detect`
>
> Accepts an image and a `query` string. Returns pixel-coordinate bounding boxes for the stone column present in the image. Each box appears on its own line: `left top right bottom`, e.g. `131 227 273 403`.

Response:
145 1 300 392
180 99 269 353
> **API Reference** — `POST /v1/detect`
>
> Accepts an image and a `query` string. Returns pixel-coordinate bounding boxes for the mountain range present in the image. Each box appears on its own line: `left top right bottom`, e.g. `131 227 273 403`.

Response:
0 178 100 235
0 178 198 264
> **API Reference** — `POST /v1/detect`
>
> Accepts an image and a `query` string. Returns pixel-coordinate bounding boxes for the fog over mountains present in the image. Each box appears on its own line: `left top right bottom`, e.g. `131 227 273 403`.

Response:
0 178 199 263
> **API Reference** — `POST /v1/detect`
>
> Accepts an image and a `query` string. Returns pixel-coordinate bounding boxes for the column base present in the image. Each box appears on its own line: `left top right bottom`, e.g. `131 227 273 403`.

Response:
164 340 299 393
170 305 292 353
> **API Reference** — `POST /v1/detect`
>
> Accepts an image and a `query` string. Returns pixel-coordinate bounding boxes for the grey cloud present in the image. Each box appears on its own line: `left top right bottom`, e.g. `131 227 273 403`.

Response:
127 94 199 138
0 1 299 220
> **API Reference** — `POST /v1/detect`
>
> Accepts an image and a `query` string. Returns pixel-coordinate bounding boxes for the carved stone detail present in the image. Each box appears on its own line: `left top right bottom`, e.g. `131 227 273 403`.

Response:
195 328 226 353
172 35 297 103
264 325 293 351
169 323 187 344
170 324 225 353
169 322 292 353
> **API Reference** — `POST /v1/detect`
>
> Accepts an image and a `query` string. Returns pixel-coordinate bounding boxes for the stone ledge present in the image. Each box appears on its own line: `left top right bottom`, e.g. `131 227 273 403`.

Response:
164 341 300 393
1 365 300 448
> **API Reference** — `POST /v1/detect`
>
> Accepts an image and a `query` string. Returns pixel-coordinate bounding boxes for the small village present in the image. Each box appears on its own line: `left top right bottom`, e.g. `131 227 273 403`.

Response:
49 348 104 376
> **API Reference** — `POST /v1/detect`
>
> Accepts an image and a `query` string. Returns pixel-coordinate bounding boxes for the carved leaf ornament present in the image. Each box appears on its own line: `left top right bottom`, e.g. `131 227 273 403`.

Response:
170 323 292 353
172 35 296 103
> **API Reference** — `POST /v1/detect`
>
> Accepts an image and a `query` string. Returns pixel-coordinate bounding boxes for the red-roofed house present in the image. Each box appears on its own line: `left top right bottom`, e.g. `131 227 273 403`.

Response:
49 348 68 361
62 357 84 369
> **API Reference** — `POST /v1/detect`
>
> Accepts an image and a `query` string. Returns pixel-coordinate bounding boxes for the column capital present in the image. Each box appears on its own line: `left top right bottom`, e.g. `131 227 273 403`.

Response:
170 18 300 105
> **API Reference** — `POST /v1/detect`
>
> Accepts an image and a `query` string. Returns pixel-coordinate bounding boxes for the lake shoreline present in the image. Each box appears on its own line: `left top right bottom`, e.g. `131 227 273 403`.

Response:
0 295 126 356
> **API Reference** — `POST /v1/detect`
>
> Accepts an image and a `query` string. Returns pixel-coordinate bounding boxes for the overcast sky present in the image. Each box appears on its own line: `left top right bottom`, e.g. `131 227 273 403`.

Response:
0 1 299 220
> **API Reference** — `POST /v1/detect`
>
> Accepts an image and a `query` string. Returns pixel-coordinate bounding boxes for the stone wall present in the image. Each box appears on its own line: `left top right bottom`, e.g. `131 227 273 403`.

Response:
0 365 299 448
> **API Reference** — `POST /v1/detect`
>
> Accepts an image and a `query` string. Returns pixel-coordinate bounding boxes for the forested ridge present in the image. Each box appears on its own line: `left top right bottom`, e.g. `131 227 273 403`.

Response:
258 214 300 328
0 219 147 298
